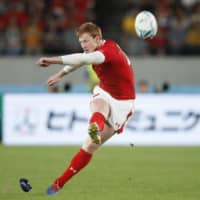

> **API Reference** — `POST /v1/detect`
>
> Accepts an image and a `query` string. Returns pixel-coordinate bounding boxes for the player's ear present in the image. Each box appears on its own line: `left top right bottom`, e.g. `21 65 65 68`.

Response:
95 35 100 42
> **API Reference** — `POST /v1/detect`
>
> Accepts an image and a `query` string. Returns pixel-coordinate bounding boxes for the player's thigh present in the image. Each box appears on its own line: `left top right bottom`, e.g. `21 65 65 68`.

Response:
90 98 110 117
82 123 115 153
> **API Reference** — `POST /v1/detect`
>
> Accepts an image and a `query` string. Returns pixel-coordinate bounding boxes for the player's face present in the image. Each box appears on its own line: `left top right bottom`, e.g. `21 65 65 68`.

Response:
78 33 99 53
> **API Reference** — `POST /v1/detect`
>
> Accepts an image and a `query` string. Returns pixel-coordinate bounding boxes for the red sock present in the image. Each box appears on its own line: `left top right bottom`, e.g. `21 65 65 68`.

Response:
89 112 105 131
55 149 92 187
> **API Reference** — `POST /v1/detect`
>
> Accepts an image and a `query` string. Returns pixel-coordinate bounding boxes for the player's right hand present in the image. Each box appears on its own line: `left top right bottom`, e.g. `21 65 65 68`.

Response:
47 74 61 86
36 57 51 67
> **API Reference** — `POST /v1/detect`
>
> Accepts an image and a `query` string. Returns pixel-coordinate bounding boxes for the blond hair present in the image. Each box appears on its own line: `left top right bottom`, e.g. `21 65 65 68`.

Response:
76 22 102 39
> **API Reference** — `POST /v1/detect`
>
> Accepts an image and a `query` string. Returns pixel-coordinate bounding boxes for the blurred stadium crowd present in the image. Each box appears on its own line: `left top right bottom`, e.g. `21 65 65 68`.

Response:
0 0 199 56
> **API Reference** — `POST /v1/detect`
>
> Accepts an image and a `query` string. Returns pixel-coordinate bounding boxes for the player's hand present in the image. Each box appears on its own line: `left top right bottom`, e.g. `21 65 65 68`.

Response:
47 73 61 87
36 57 51 67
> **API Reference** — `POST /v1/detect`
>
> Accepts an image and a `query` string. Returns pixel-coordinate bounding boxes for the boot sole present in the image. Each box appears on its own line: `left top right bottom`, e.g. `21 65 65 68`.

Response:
88 123 101 144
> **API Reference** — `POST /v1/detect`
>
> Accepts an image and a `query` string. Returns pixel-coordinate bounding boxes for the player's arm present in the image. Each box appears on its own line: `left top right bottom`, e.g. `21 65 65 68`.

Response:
47 65 74 86
47 60 90 86
61 51 105 66
38 51 105 86
37 51 105 68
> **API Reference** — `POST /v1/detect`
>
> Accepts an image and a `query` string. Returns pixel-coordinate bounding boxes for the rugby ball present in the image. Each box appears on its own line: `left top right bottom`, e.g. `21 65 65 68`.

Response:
135 11 158 39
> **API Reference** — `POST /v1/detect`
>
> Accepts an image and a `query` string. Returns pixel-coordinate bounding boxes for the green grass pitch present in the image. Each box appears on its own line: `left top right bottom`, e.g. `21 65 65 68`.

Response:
0 145 200 200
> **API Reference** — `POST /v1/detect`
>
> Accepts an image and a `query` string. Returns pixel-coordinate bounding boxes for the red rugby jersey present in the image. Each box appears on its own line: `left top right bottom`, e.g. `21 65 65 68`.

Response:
93 40 136 100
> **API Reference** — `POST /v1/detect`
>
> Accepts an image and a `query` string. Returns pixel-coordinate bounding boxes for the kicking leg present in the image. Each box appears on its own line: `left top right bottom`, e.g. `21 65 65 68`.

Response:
46 124 115 195
88 98 110 144
46 98 111 195
83 123 115 153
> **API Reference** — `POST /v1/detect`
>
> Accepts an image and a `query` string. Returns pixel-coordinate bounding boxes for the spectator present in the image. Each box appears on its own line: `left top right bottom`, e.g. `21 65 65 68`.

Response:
158 81 171 93
48 84 59 93
168 7 188 55
162 81 170 92
63 81 71 92
5 2 28 28
183 3 200 55
43 17 65 55
23 17 43 55
62 22 81 53
120 6 148 55
0 25 5 54
138 80 150 93
5 18 23 55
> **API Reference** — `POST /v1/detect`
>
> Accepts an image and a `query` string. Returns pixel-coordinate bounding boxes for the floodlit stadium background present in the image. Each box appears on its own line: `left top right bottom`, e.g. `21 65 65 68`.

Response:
0 0 200 145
